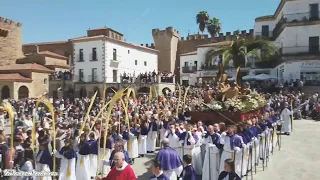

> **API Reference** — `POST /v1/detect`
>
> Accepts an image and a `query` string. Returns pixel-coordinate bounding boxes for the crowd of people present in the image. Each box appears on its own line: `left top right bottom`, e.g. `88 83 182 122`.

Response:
120 71 175 83
50 71 73 81
0 83 318 180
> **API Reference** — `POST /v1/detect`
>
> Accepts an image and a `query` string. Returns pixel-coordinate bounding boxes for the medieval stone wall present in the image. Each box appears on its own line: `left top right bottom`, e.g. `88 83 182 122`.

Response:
0 17 23 66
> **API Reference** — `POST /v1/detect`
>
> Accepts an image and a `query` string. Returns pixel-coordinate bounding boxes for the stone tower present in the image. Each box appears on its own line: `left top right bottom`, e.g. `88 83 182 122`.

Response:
152 27 179 74
0 16 24 66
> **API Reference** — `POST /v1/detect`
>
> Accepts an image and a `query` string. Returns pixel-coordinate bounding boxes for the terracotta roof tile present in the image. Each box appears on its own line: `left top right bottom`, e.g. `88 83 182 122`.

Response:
38 51 68 60
180 51 197 56
0 63 53 73
0 73 32 82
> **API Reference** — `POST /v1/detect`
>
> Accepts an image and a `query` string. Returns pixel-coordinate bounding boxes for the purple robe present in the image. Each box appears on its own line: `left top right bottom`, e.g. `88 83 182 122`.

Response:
183 165 196 180
166 130 181 138
87 139 98 155
59 146 77 159
228 134 243 150
78 141 90 155
155 146 182 171
122 131 130 141
179 132 198 145
99 137 112 149
149 173 170 180
37 149 53 170
204 133 223 149
130 128 138 137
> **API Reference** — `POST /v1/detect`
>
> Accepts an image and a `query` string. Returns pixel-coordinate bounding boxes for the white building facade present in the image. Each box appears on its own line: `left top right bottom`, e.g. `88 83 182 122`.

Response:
71 36 158 83
254 0 320 85
181 0 320 86
180 41 267 86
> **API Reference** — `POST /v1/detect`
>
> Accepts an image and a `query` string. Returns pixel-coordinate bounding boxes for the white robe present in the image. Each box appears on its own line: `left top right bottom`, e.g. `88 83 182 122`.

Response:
35 151 52 180
181 132 196 159
165 130 181 157
202 143 220 180
138 135 147 155
202 136 220 180
89 154 98 177
75 154 91 180
146 127 157 152
220 136 243 177
281 108 292 133
241 143 250 176
54 151 76 180
17 160 34 180
128 132 139 158
260 130 268 160
159 121 167 140
163 166 184 180
98 148 111 176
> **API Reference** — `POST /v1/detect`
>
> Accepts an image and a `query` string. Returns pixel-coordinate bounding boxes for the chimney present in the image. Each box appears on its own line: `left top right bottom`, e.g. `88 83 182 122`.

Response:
181 37 184 40
226 32 231 41
140 44 143 46
146 44 149 47
35 45 39 54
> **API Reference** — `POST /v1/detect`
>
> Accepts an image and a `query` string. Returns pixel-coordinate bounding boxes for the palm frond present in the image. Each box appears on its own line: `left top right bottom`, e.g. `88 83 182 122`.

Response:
250 49 262 61
221 49 233 66
205 48 226 65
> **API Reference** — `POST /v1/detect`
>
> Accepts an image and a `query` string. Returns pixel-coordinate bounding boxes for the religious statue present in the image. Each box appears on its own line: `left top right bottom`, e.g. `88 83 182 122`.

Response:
223 82 240 101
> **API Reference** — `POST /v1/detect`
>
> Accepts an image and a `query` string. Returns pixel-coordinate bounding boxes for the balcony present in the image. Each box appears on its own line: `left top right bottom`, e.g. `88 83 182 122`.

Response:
254 31 273 40
200 64 219 71
74 75 85 83
280 46 320 56
77 54 84 62
88 75 99 82
273 12 320 39
110 55 121 68
89 53 98 61
182 66 197 73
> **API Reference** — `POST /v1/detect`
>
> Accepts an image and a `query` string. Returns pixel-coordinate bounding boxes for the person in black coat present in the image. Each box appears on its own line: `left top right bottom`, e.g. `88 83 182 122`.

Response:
218 159 241 180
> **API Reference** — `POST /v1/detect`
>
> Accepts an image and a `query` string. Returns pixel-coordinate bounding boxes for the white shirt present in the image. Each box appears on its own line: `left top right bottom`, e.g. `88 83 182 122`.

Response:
23 119 33 128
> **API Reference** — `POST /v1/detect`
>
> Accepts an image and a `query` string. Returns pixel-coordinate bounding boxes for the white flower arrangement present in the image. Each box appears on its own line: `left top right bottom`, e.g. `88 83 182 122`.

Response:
204 91 267 112
206 101 223 110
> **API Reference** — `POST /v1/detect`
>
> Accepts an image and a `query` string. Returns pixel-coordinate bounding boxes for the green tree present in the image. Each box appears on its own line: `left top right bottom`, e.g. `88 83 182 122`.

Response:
196 11 209 33
206 18 221 37
205 36 278 68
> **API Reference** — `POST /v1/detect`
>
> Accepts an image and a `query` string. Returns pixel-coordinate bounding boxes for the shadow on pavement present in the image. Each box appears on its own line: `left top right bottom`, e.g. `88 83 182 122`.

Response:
137 168 152 180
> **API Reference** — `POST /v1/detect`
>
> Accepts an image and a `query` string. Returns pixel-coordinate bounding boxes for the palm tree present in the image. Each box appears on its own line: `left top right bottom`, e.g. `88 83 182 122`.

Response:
196 11 209 33
206 18 221 37
205 36 278 68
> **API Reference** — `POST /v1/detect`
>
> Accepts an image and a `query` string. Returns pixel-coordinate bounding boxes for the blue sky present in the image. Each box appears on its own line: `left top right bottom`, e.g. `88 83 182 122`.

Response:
1 0 280 45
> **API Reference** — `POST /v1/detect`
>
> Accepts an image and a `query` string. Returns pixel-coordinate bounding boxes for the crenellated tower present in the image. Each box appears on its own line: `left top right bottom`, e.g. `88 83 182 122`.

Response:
152 27 179 74
0 16 24 66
